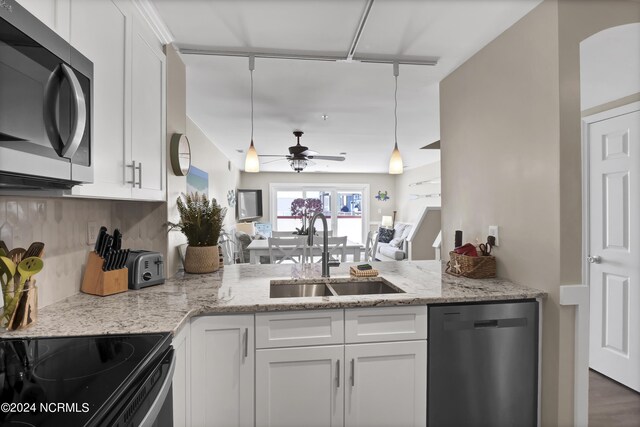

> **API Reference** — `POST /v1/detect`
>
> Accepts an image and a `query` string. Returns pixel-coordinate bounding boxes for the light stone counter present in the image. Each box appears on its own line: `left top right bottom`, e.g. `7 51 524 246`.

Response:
0 261 546 339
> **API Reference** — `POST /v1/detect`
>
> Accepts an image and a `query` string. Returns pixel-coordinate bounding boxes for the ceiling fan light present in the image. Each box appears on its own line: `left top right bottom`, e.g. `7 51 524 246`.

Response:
389 143 403 174
245 140 260 173
289 158 307 173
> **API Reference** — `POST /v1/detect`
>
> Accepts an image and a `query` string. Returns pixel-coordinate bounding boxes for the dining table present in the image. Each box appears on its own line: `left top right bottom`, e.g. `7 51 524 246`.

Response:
246 238 364 264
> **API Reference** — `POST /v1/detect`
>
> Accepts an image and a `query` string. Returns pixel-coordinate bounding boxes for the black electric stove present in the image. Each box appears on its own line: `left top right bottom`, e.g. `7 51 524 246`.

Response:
0 333 173 427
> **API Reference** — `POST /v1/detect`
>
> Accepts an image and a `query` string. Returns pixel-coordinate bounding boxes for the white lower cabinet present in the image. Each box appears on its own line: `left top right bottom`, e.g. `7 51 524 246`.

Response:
256 345 344 427
345 341 427 427
254 307 428 427
190 315 254 427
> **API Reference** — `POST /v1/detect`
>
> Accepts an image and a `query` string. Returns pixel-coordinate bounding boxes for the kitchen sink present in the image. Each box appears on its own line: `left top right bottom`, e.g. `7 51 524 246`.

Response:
329 280 405 296
269 279 405 298
270 283 334 298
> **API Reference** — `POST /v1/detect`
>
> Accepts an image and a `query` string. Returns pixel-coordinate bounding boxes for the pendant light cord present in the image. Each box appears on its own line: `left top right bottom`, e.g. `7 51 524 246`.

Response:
250 68 254 142
394 74 398 146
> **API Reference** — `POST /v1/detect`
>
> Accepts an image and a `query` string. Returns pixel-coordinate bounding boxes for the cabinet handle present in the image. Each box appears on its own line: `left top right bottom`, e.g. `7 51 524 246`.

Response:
243 328 248 359
350 358 355 387
126 161 137 188
336 360 340 388
137 162 142 188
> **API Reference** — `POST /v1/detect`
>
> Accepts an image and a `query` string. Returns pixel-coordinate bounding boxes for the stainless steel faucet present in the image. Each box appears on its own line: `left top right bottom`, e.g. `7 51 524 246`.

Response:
308 212 339 277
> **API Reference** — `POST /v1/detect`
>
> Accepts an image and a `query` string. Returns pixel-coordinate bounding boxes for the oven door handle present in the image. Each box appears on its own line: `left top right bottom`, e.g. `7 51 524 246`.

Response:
43 63 87 160
139 349 176 427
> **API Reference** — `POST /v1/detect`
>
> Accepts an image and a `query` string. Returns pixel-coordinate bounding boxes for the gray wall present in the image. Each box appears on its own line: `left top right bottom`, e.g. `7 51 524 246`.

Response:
165 45 241 275
440 0 640 425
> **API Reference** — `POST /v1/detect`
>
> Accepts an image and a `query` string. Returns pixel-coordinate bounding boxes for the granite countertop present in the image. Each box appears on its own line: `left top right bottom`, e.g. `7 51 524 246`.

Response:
0 261 546 339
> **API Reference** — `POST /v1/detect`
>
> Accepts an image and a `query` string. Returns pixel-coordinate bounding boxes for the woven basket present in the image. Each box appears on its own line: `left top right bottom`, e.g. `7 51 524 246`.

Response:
184 246 219 274
446 251 496 279
350 266 379 278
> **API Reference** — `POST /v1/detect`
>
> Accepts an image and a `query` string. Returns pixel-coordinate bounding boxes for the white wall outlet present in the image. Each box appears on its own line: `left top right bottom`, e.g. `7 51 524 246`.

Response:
488 225 499 246
87 221 99 246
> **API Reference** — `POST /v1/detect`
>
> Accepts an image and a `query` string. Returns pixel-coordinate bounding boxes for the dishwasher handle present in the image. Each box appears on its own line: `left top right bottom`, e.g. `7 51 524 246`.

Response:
445 317 528 331
474 319 498 328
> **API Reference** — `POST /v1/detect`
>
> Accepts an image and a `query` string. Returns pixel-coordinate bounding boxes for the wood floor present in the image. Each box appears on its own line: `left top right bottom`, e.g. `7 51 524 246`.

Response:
589 369 640 427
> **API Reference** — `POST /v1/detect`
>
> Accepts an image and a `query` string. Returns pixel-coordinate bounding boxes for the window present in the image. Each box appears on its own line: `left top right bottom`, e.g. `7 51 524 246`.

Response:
271 184 369 244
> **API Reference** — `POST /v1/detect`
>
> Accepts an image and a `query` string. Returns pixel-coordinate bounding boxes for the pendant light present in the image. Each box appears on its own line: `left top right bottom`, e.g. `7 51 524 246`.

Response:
244 56 260 173
389 62 404 175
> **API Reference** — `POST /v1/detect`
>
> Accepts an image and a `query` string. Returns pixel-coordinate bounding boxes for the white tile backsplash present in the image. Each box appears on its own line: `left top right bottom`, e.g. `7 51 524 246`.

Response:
0 196 167 308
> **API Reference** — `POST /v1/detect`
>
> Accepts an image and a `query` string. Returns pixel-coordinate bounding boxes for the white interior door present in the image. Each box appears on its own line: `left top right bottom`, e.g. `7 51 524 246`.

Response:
588 108 640 392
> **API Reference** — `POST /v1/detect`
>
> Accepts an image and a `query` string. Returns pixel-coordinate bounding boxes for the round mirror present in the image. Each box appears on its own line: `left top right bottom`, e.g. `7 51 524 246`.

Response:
170 133 191 176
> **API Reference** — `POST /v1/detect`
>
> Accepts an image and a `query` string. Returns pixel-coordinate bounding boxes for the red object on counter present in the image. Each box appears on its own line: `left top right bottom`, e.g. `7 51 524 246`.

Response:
454 243 478 257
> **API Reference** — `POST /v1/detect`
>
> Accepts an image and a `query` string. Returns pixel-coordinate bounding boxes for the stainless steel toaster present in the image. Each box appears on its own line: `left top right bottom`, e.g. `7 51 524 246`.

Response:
125 250 165 290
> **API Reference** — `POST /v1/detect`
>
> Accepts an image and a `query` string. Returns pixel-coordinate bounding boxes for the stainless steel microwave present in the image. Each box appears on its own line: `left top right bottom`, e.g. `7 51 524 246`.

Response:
0 0 93 190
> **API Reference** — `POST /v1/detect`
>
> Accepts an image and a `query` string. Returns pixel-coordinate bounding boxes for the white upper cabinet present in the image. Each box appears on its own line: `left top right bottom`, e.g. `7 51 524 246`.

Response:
130 16 166 200
61 0 167 201
17 0 69 39
69 0 131 199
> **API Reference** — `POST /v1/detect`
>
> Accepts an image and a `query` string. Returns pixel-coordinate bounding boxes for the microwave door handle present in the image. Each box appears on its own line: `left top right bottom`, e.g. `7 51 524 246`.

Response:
59 63 86 159
43 64 63 153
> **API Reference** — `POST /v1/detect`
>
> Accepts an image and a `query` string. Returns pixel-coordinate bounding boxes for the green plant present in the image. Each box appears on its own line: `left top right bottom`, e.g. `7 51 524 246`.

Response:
172 193 227 247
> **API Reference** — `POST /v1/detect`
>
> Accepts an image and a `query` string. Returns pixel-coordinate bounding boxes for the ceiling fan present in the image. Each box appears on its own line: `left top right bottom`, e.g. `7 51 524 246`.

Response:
259 131 346 173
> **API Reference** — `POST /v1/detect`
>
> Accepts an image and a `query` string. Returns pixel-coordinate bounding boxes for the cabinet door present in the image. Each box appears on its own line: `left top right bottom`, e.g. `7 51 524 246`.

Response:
130 16 166 201
345 341 427 427
172 324 191 427
70 0 131 199
256 345 344 427
191 315 254 427
18 0 68 39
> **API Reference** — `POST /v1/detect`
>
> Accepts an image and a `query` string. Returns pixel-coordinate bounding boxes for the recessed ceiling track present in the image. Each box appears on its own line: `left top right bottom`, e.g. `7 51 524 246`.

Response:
346 0 375 61
178 0 438 67
179 46 438 66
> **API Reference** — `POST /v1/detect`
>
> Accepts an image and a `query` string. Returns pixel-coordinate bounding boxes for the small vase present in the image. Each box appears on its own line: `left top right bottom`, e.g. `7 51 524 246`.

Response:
184 246 220 274
2 283 38 331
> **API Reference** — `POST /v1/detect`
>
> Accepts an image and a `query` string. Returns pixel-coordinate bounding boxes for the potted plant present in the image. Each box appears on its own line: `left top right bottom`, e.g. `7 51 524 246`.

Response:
290 198 323 235
172 193 227 273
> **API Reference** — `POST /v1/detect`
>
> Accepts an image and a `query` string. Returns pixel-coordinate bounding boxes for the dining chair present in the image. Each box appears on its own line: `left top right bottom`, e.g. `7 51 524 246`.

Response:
308 236 347 263
268 236 307 264
271 230 297 237
364 230 378 262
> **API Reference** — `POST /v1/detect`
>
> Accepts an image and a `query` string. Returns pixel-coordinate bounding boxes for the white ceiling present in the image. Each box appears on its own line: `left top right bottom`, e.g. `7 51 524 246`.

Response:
151 0 542 173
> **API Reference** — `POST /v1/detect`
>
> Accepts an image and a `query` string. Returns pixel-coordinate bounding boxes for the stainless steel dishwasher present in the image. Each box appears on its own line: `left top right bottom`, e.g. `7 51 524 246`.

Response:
428 300 538 427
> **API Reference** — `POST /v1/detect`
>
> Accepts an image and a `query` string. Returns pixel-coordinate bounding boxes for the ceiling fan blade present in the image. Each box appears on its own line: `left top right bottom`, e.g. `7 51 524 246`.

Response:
299 149 319 156
258 154 288 158
307 155 345 161
262 158 288 164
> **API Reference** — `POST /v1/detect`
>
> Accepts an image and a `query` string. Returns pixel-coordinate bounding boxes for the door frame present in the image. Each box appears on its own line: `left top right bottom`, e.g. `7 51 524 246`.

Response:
570 101 640 425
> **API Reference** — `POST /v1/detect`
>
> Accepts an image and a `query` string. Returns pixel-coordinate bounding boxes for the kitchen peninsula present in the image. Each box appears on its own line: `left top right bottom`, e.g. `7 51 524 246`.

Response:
1 261 545 427
0 261 544 339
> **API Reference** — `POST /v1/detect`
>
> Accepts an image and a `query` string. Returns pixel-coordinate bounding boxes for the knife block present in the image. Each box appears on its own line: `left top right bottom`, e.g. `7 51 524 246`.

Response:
81 251 128 296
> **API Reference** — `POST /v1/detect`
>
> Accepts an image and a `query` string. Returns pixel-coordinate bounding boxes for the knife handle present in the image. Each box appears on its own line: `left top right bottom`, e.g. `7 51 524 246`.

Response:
94 226 107 252
102 236 114 258
113 229 122 251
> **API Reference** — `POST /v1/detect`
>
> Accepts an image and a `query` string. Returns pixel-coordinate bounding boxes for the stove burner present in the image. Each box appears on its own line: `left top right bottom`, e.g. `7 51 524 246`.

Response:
33 341 135 381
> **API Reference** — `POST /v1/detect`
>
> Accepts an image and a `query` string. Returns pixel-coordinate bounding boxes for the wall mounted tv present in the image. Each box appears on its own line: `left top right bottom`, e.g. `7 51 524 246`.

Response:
236 189 263 221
